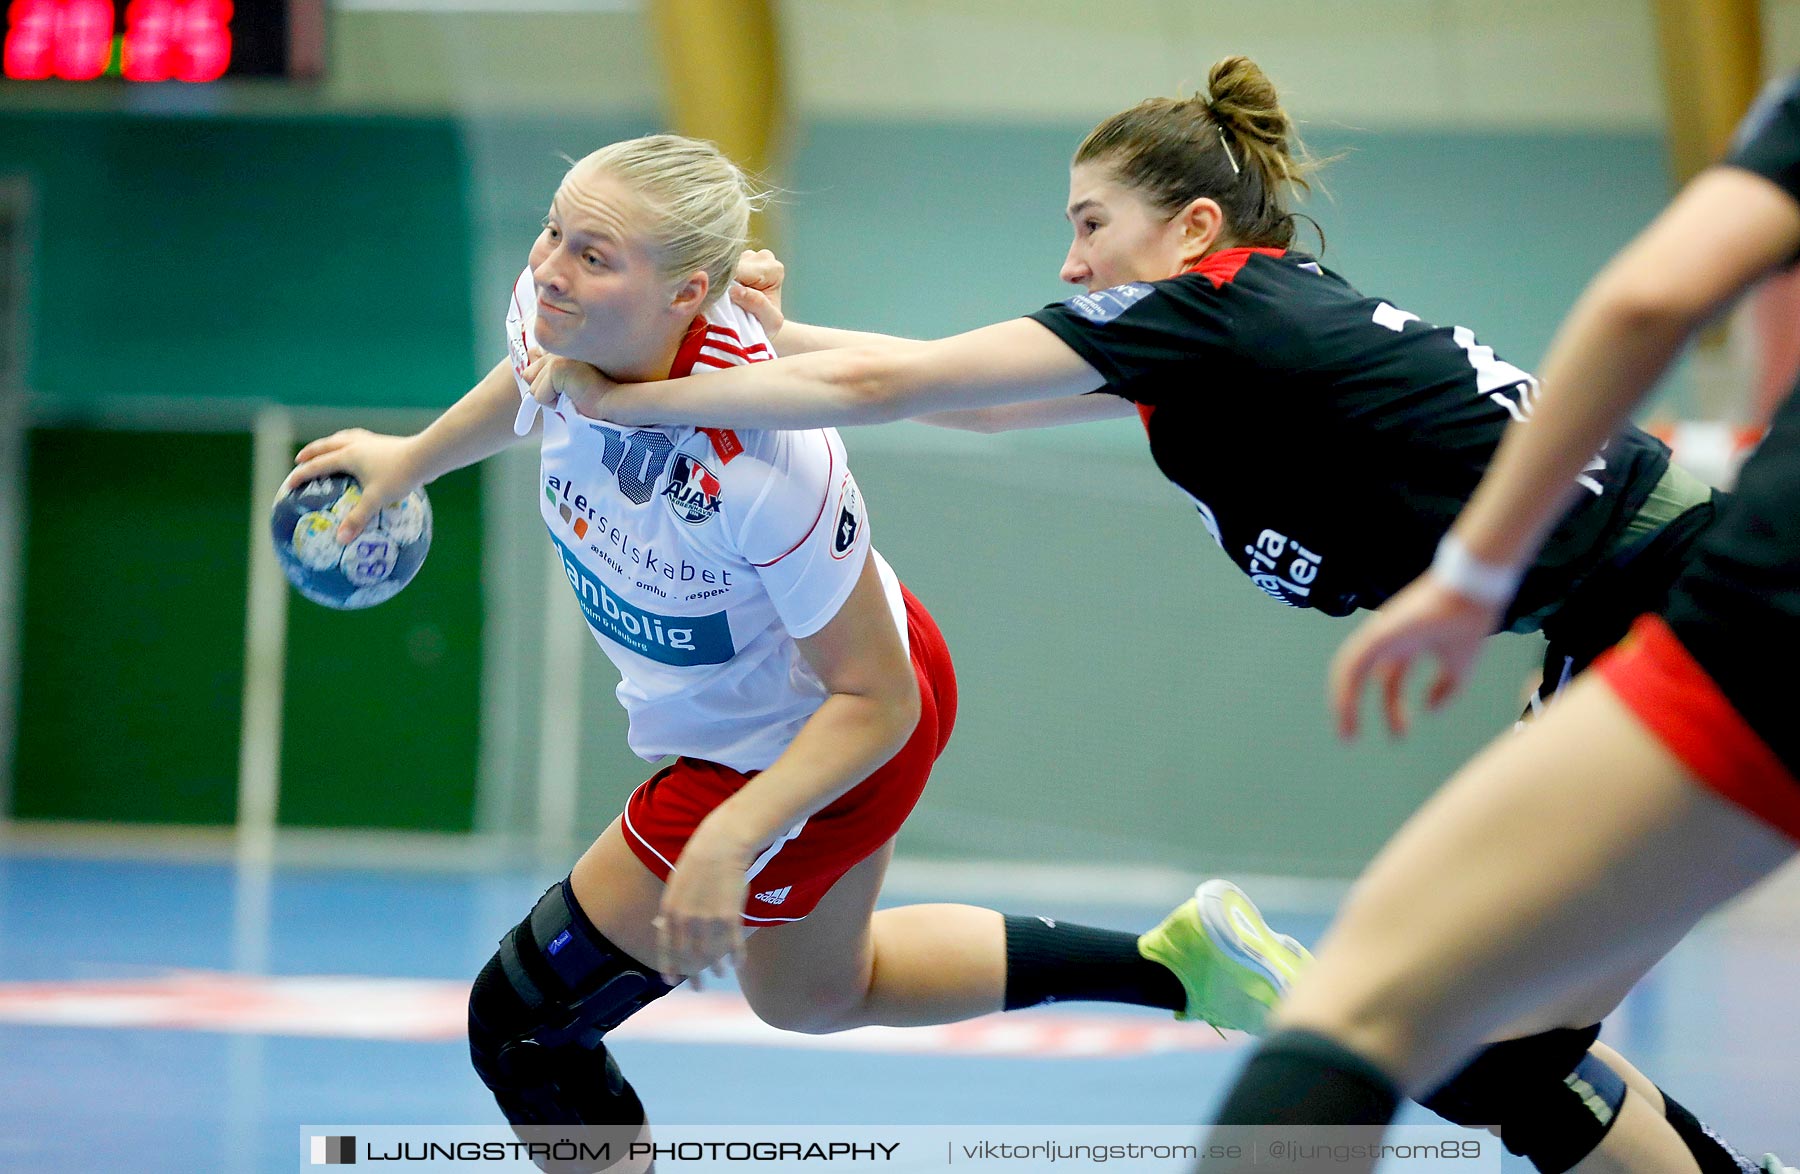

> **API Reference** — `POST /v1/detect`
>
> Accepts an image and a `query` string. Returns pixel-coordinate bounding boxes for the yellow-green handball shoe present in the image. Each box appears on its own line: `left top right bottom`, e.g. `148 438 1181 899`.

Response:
1136 879 1314 1034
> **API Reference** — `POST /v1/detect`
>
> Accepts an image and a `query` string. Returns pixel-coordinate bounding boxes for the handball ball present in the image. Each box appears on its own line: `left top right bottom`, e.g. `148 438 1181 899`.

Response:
270 474 432 610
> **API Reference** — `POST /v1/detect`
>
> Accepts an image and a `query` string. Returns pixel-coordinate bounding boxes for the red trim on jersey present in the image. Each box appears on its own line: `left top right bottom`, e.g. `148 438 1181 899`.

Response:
1595 614 1800 842
707 325 772 355
701 428 744 464
668 317 713 379
1136 403 1156 433
675 319 773 378
1182 246 1286 289
698 347 754 364
750 437 834 567
703 331 771 359
703 343 772 362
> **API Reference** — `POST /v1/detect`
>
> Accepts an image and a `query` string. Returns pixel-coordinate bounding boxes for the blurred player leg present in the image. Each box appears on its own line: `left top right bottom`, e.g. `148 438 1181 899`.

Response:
1273 676 1790 1089
1201 675 1790 1174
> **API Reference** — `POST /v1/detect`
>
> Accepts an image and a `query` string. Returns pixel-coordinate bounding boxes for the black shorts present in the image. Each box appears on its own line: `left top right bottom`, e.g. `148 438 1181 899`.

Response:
1653 389 1800 789
1525 486 1721 720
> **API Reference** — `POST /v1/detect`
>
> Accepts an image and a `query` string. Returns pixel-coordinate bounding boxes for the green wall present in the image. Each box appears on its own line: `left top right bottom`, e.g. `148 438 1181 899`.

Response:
4 111 474 408
12 427 487 831
14 429 250 824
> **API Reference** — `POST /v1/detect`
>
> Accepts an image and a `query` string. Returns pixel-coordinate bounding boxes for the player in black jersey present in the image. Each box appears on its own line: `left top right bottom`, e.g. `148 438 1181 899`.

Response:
522 54 1770 1174
1193 73 1800 1174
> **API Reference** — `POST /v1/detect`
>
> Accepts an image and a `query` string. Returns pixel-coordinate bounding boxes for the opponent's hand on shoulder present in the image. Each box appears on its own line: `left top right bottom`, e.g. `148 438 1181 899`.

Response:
1328 573 1502 742
521 349 618 420
282 429 425 544
729 248 786 339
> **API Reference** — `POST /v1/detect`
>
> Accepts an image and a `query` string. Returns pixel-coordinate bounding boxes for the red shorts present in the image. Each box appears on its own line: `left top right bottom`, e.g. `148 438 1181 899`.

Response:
1595 613 1800 842
621 584 958 924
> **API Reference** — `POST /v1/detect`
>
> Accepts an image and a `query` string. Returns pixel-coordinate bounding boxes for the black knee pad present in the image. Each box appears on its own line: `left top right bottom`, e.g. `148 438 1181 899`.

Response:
468 879 675 1129
1421 1025 1626 1174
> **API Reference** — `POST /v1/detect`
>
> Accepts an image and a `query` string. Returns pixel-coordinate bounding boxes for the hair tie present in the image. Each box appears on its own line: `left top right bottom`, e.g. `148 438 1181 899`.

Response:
1217 125 1241 176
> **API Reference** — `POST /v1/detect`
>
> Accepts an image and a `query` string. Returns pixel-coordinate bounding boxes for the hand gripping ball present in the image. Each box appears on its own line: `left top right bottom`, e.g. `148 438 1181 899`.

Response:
270 475 432 609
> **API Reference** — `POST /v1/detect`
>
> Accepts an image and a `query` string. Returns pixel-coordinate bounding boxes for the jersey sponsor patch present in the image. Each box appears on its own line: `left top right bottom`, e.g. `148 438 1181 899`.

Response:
1061 282 1155 324
552 534 735 665
1245 527 1323 607
663 452 723 525
830 474 863 559
700 427 744 464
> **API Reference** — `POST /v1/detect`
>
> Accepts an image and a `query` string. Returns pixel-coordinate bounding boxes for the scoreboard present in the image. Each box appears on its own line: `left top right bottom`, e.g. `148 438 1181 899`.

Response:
2 0 323 82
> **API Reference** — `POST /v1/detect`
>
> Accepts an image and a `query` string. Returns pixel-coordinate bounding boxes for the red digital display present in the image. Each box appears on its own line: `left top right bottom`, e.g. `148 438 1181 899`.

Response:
5 0 116 80
2 0 318 81
122 0 234 82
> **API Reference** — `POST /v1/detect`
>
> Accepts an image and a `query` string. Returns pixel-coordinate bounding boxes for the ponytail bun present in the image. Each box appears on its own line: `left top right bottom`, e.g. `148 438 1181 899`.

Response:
1206 55 1310 190
1074 55 1329 250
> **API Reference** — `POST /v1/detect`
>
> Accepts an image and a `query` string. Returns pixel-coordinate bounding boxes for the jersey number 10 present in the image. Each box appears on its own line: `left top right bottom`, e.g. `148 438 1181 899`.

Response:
588 425 676 505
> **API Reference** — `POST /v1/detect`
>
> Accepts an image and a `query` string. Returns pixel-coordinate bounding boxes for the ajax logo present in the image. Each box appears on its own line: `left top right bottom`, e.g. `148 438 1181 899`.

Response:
831 475 862 560
664 452 723 525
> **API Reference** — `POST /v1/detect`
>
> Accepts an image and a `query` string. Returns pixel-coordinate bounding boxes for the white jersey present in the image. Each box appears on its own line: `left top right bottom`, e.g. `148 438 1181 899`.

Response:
506 268 905 771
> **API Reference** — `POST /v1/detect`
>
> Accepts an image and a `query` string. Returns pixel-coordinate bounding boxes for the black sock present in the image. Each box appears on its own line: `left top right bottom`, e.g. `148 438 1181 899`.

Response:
1661 1091 1762 1174
1210 1028 1402 1125
1001 914 1186 1012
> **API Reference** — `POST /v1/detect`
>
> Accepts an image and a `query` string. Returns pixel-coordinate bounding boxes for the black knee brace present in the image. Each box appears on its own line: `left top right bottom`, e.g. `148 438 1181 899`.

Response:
468 879 674 1129
1421 1025 1627 1174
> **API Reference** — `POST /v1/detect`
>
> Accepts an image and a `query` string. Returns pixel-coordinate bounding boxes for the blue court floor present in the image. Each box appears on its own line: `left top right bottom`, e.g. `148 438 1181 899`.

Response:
1 848 1796 1173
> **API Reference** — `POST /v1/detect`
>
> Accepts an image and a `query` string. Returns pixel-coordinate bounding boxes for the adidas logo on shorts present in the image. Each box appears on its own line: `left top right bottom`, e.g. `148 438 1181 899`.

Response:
754 886 793 905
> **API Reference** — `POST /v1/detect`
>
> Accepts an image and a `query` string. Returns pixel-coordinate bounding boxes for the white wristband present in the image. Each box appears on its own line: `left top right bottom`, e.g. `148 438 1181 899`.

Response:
1430 532 1525 606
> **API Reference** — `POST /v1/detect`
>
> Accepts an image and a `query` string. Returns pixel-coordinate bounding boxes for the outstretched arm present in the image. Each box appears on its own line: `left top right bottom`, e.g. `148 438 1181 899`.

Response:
915 393 1136 432
675 249 1129 433
1329 165 1800 740
526 318 1106 431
